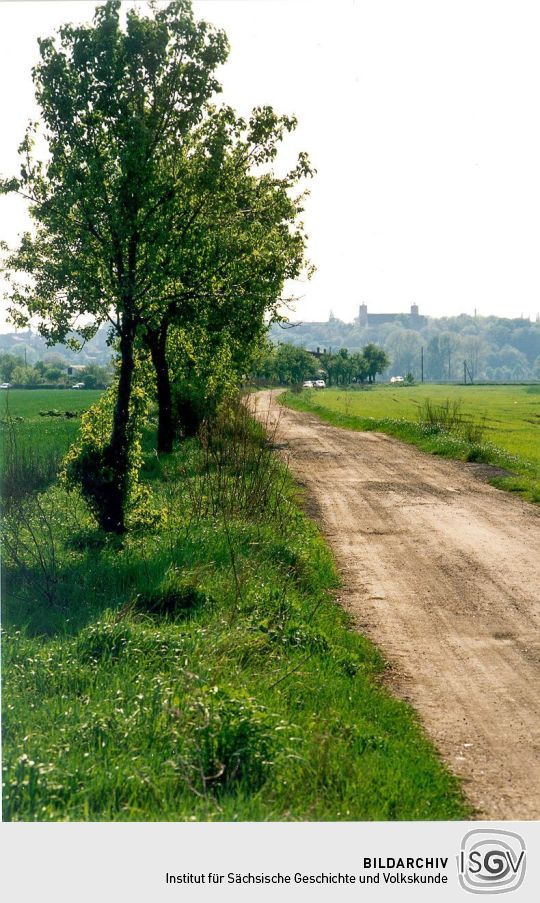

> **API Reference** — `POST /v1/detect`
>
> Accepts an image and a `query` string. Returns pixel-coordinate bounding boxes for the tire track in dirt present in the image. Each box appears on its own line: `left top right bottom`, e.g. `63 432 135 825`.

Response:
254 391 540 819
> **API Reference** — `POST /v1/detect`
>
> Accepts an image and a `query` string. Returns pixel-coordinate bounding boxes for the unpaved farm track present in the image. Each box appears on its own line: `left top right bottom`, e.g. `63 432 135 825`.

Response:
254 391 540 819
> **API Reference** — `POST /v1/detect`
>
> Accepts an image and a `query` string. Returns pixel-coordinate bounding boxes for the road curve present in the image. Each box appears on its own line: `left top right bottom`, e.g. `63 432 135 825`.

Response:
253 390 540 820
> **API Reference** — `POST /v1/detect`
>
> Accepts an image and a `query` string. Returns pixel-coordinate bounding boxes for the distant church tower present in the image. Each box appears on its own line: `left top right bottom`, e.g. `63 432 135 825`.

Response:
359 303 368 327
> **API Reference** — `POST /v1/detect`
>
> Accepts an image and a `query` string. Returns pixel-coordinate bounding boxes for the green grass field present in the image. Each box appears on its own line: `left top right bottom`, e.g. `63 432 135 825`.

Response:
1 391 468 821
283 384 540 503
1 389 102 501
1 388 103 419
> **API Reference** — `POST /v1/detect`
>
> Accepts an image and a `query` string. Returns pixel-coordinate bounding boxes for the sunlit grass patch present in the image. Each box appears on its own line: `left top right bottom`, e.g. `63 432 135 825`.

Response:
2 399 469 821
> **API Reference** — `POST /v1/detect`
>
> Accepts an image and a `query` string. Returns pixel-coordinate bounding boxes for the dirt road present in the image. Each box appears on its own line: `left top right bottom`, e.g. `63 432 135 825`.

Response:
254 391 540 819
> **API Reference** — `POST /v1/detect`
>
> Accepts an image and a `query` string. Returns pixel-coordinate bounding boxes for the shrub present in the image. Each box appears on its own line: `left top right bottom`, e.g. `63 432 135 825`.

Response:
61 384 153 531
1 490 63 608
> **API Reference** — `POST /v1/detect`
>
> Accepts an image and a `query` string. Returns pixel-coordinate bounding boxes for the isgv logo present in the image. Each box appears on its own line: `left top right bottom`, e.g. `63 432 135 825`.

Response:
458 830 526 894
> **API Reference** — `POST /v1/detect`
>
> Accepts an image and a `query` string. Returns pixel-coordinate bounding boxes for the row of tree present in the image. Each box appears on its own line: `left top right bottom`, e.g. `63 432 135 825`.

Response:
0 352 111 388
1 1 312 532
269 316 540 382
253 342 391 386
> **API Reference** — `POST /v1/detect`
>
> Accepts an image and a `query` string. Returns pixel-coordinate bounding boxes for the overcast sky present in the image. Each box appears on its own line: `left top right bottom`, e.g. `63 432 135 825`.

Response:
1 0 540 330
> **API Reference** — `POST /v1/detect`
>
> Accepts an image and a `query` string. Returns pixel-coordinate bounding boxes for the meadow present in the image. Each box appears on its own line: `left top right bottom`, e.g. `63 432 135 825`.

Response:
283 384 540 504
1 389 468 821
1 389 103 501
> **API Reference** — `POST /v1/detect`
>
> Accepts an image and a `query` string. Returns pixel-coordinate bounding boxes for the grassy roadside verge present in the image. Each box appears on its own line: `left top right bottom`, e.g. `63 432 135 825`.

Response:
2 399 468 821
281 389 540 504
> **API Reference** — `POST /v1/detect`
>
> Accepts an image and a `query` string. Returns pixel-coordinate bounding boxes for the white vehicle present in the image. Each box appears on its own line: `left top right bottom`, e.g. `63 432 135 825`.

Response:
71 382 85 389
302 380 314 388
390 376 404 384
314 379 326 388
0 382 11 389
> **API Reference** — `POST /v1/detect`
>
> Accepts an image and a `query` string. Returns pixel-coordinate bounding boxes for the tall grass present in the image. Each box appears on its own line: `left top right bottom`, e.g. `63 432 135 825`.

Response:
1 414 66 504
2 394 469 821
418 398 487 444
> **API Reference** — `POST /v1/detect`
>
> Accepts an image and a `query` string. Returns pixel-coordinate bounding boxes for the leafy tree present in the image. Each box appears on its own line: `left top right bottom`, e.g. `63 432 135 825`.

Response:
0 353 23 381
438 331 461 381
362 343 390 382
256 343 318 386
385 327 421 378
426 335 444 380
462 335 489 383
351 351 369 383
10 365 35 386
2 1 228 532
141 104 313 449
80 363 111 389
43 365 64 382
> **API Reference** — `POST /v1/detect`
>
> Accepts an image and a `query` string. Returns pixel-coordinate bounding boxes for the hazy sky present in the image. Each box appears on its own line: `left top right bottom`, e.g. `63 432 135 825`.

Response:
1 0 540 329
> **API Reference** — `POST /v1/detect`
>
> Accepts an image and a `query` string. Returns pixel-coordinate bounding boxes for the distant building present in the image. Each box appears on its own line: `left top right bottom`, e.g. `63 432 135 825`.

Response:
358 303 426 328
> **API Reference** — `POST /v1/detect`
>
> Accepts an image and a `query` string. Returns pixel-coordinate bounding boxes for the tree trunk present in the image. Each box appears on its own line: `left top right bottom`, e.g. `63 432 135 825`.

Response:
101 320 136 533
147 325 174 454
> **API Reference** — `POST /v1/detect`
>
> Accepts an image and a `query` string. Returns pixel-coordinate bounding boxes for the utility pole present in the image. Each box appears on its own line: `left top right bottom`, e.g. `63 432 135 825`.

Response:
421 346 424 383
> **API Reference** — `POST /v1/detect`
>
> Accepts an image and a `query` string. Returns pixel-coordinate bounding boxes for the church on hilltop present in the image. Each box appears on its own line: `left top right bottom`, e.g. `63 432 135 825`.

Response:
358 303 426 328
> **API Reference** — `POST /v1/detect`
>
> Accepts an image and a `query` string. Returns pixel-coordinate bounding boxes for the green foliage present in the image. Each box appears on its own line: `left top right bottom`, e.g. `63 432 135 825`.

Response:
274 343 319 385
0 352 24 381
61 383 153 530
2 0 231 527
362 343 390 382
2 400 468 821
251 341 389 386
168 325 240 436
268 314 540 383
146 101 314 447
3 0 229 345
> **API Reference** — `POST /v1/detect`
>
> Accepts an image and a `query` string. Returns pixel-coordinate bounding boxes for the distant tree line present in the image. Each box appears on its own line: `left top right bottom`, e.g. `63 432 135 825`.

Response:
0 352 111 388
252 342 390 386
269 314 540 382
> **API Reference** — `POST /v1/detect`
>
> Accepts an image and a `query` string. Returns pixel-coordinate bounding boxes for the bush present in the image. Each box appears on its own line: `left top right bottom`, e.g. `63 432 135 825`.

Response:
61 384 152 531
1 490 63 609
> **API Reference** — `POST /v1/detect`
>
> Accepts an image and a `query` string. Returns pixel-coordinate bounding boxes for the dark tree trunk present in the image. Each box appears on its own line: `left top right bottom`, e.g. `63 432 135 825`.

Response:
101 319 136 533
147 325 174 454
174 392 205 437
